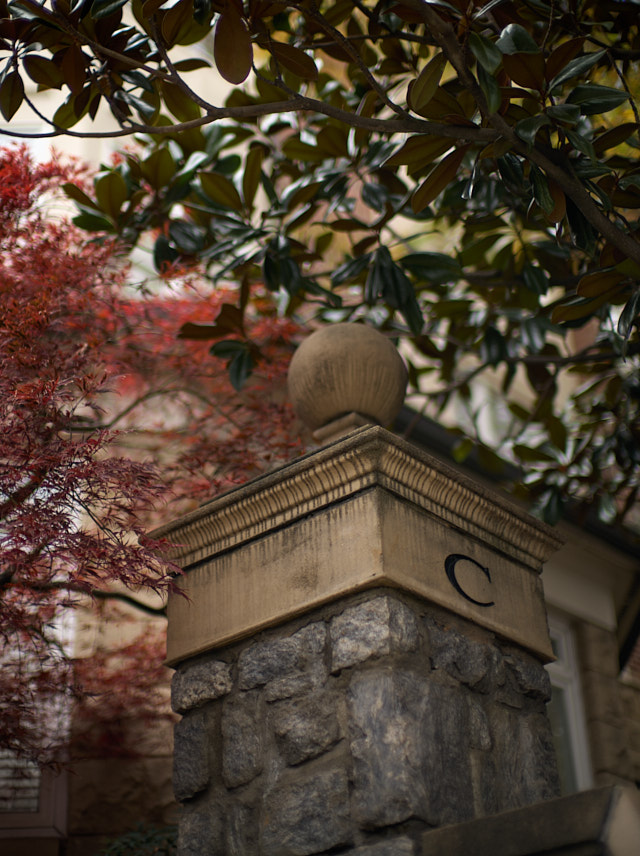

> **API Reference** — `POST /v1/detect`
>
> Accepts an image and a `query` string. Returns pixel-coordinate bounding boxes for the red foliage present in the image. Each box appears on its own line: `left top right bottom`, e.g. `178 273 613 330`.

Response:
0 145 305 765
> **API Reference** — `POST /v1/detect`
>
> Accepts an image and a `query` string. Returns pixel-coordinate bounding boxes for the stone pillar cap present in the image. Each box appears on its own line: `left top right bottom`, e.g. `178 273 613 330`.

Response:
287 323 408 442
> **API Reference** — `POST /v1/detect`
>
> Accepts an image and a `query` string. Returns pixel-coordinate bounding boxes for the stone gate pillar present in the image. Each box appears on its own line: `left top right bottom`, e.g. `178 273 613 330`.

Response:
157 324 564 856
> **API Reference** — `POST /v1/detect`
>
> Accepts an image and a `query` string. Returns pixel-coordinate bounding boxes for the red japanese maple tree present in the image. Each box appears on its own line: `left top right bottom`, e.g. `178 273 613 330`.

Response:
0 145 303 765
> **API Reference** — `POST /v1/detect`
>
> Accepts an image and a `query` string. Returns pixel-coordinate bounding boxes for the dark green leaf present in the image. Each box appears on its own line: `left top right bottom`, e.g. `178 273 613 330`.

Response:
91 0 128 18
72 211 114 231
617 291 640 342
400 252 462 283
477 64 502 114
546 103 581 125
469 32 502 73
515 114 550 147
567 84 629 115
480 326 506 366
530 164 554 215
169 220 204 254
153 234 179 271
548 50 605 91
565 198 596 253
496 24 539 55
228 348 255 391
0 71 24 120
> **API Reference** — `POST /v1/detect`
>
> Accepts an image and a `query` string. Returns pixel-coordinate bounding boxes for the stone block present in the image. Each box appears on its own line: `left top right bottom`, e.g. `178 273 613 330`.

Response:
576 622 620 678
477 706 559 814
588 719 634 779
272 691 341 766
178 804 224 856
468 698 492 751
173 710 210 801
351 838 415 855
504 651 551 702
238 623 326 691
261 768 352 855
330 596 419 672
581 669 624 724
172 658 233 713
221 691 264 788
224 800 259 855
426 617 502 692
348 668 474 828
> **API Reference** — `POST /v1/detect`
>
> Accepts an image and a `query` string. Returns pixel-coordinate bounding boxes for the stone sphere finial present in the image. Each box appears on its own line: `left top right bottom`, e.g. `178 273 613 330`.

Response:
287 323 408 443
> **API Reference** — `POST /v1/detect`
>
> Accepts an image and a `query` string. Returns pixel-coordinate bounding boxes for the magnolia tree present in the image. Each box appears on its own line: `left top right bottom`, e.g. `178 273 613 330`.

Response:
1 1 639 523
0 145 302 764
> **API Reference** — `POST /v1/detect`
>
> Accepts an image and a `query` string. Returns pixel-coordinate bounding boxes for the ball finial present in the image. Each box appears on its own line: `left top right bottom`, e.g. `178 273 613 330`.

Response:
287 323 408 443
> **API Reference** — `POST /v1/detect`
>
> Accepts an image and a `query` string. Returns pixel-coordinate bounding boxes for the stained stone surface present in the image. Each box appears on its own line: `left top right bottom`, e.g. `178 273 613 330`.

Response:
261 768 352 855
173 709 210 801
171 591 560 855
221 691 264 788
271 691 341 766
330 597 419 672
172 659 233 714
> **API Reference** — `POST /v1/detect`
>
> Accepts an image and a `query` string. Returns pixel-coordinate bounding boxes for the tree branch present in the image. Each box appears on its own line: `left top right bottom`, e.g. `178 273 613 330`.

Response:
28 580 167 617
401 0 640 268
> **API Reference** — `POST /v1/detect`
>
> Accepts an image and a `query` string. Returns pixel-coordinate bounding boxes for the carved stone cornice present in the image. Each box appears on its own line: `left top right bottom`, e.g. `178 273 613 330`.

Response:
153 425 562 572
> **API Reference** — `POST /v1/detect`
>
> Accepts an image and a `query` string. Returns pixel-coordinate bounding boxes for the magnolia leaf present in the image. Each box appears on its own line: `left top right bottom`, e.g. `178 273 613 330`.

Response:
548 50 606 91
73 211 114 231
169 220 204 254
281 138 322 162
617 291 640 342
551 286 626 323
547 179 566 223
546 103 581 125
593 123 639 155
161 0 196 46
172 58 211 71
23 55 64 88
576 268 624 298
565 128 596 161
0 71 24 121
567 84 630 115
515 114 550 147
214 6 252 85
408 53 446 113
545 38 584 81
477 64 501 114
411 147 468 213
95 172 128 220
269 42 318 80
317 125 349 157
62 182 101 211
469 31 502 73
61 45 86 95
243 146 264 209
161 80 201 121
502 51 545 90
200 172 243 210
141 147 176 189
384 135 452 168
90 0 129 18
496 24 539 55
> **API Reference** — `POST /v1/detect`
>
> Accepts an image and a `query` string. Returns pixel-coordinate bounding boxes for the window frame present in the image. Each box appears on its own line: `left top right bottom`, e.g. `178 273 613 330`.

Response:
545 612 594 793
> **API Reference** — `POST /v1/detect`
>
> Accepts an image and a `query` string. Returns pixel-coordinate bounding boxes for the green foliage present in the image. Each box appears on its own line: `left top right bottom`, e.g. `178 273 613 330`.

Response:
98 823 177 856
3 0 639 528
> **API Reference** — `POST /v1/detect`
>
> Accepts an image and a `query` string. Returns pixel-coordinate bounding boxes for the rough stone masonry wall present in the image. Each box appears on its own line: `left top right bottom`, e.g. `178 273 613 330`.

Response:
575 620 640 787
171 590 560 856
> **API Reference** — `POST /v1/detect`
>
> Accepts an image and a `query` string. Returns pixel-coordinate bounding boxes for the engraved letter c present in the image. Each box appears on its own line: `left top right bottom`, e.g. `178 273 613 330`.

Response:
444 554 495 608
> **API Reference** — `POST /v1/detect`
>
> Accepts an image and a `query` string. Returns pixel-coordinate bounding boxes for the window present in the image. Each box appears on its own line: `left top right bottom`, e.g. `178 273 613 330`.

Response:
545 613 593 794
0 757 67 839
